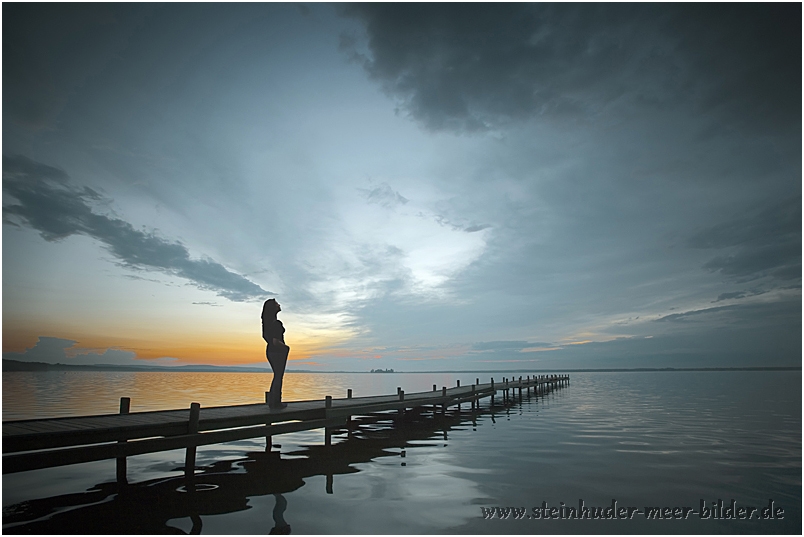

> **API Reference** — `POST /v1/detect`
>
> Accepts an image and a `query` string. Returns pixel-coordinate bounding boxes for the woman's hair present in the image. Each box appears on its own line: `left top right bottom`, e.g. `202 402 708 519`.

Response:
262 298 280 319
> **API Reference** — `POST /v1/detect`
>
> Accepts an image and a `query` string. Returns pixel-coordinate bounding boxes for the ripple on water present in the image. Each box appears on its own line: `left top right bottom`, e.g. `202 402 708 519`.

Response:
2 370 800 534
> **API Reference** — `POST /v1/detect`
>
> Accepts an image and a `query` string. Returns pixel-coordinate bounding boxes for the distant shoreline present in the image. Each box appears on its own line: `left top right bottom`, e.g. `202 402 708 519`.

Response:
2 359 800 374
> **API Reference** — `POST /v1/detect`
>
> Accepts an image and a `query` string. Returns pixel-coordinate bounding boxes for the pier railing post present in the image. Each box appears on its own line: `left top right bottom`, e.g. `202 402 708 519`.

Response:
325 396 333 447
398 390 405 420
441 386 447 414
185 402 201 479
347 389 352 399
116 397 130 485
490 378 494 406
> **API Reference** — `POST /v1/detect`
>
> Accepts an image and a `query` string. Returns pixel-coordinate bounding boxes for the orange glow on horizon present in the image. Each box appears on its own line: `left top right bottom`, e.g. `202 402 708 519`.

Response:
3 324 352 366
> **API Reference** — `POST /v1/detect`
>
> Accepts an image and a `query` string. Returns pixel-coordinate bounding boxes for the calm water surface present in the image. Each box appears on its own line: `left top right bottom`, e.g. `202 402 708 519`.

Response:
2 371 800 534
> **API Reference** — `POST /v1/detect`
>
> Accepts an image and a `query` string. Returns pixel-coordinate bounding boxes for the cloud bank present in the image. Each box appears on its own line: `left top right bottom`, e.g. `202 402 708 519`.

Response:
3 155 272 302
340 3 800 134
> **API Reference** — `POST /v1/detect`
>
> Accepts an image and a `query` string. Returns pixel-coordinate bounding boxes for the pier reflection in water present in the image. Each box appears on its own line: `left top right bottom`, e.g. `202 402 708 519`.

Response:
3 403 496 534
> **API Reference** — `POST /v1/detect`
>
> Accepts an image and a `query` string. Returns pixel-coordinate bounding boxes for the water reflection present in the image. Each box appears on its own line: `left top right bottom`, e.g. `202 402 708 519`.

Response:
3 402 514 534
2 371 515 420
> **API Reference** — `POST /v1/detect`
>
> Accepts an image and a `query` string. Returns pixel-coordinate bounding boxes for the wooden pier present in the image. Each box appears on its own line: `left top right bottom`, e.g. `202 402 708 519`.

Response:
3 374 569 478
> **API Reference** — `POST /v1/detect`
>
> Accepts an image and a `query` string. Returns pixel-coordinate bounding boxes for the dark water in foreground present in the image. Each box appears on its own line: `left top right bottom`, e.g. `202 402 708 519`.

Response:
2 371 801 534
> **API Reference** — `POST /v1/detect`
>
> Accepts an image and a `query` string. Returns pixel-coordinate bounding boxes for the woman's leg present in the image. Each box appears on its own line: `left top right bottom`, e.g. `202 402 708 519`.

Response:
267 345 289 406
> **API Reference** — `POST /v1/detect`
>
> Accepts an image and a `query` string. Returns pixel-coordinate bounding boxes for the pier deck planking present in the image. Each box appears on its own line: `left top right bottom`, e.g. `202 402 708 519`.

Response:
3 375 569 475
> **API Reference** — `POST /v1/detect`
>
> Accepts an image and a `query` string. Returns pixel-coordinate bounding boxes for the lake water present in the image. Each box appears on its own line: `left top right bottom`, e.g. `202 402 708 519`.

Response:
2 370 800 534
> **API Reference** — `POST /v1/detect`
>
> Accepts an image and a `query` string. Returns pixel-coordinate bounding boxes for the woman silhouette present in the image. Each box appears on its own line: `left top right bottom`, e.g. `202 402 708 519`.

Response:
262 299 289 409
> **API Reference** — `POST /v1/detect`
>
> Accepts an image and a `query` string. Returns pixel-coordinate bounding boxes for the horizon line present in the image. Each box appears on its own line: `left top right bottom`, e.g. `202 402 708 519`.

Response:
2 359 801 374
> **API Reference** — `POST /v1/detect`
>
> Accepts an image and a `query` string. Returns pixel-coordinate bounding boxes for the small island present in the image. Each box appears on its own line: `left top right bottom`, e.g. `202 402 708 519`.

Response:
370 368 394 373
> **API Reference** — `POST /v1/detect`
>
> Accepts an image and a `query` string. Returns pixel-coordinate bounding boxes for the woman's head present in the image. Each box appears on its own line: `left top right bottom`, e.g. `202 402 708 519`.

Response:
262 298 281 319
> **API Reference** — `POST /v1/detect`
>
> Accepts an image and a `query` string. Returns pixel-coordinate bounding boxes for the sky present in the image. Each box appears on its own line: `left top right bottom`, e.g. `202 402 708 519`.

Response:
2 3 801 371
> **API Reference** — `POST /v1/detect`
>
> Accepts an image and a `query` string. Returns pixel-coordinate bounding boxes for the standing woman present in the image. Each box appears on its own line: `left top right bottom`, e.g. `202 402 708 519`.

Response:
262 299 289 409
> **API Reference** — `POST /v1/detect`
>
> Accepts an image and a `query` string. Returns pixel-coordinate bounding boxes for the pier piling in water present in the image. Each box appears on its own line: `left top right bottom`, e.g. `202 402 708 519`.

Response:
116 397 130 484
185 402 201 478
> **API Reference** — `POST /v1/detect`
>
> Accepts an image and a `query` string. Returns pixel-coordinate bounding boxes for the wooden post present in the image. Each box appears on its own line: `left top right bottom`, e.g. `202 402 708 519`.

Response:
185 402 200 478
433 384 437 392
490 377 495 406
442 386 447 414
116 397 130 484
347 389 352 399
325 428 332 447
471 384 476 410
326 473 334 494
398 389 405 420
324 396 333 446
457 380 460 387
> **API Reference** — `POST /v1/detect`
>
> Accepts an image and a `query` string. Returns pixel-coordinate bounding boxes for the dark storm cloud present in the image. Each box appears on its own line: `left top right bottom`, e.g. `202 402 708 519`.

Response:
2 3 153 130
688 196 801 282
3 155 272 301
339 3 800 133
